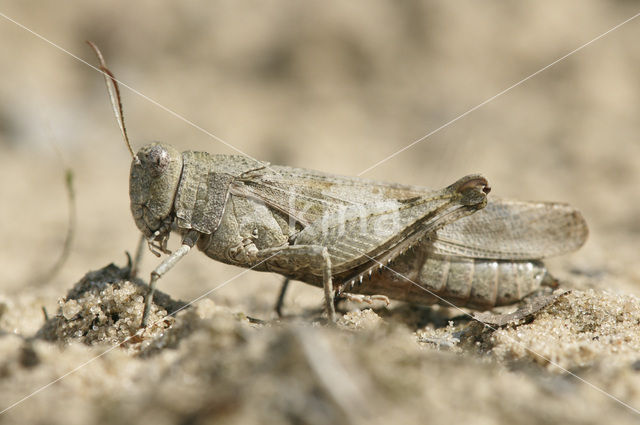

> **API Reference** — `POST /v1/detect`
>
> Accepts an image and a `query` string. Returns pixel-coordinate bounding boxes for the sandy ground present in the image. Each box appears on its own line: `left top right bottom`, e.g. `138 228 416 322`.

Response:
1 2 640 424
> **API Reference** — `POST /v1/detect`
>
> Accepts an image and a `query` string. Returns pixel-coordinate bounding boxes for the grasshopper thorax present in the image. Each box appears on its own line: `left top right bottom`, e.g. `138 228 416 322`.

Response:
129 142 183 240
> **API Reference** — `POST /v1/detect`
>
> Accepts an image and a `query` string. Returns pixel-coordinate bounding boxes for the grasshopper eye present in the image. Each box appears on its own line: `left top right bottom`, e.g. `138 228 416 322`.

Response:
147 145 170 176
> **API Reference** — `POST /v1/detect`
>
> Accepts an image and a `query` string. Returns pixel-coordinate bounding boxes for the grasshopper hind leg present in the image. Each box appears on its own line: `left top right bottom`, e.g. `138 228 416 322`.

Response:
257 245 337 322
336 293 390 308
276 278 373 319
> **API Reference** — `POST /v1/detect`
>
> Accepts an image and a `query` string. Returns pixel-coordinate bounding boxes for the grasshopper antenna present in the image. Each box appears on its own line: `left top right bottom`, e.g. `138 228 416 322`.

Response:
86 41 139 163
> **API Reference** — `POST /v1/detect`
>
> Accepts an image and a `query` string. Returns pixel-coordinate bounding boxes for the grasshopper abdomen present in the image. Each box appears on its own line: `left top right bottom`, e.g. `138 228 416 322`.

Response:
419 256 551 309
340 242 553 310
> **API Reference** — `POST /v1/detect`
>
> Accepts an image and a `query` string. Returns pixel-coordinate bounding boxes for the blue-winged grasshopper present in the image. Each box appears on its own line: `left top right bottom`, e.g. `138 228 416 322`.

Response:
88 42 588 326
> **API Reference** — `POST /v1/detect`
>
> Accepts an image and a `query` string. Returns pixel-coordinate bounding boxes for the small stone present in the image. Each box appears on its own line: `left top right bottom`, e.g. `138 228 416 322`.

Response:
62 300 81 320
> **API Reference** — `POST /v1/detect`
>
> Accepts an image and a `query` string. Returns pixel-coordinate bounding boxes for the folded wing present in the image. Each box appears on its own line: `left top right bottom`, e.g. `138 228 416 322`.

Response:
231 164 588 261
431 199 588 260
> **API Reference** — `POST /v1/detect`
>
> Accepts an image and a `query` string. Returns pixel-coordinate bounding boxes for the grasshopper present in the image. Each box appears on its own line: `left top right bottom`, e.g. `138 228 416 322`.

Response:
88 43 588 326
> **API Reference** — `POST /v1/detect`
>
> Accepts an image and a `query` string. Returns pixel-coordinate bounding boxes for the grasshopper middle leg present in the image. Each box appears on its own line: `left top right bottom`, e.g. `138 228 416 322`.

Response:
275 278 290 318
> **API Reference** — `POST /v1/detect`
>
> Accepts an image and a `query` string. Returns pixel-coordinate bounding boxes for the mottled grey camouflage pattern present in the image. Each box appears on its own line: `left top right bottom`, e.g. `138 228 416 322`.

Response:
129 142 587 324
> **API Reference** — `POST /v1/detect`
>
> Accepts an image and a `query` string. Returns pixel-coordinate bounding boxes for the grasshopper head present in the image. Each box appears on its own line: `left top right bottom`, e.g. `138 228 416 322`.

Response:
129 142 183 240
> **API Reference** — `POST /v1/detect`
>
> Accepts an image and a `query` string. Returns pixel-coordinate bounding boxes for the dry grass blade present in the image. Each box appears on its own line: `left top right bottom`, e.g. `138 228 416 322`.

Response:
30 167 76 287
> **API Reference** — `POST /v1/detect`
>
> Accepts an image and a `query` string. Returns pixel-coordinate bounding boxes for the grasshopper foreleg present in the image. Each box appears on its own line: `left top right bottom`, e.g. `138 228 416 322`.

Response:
141 230 199 327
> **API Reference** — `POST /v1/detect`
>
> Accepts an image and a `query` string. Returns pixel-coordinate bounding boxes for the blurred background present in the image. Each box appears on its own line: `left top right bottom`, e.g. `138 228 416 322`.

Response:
1 1 639 322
